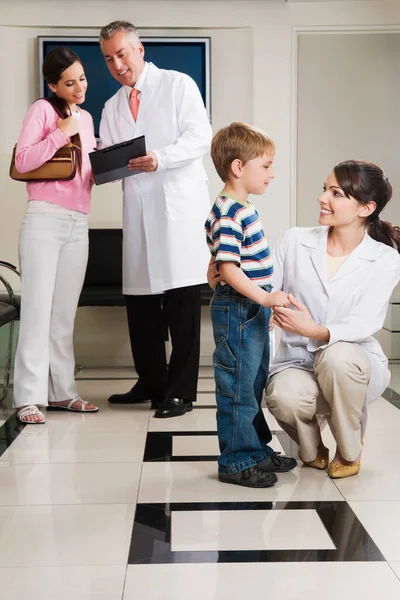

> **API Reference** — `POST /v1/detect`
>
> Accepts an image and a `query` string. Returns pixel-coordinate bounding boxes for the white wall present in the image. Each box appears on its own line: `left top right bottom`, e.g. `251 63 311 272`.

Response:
1 0 399 364
297 31 400 227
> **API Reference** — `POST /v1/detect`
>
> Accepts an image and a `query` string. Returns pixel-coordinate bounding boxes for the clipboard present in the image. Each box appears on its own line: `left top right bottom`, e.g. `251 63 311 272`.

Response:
89 135 146 185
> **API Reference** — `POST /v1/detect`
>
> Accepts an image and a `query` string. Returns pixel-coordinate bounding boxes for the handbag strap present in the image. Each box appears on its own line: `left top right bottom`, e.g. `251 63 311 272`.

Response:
44 97 69 120
44 98 82 151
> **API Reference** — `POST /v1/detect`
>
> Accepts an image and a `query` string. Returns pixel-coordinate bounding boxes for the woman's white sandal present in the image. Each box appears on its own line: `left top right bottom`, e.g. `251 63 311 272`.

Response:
47 396 99 413
17 405 46 424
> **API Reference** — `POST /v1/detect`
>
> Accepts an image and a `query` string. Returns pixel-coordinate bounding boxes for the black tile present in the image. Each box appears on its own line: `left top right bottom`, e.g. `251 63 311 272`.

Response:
144 431 218 462
382 387 400 408
0 413 25 458
128 501 385 564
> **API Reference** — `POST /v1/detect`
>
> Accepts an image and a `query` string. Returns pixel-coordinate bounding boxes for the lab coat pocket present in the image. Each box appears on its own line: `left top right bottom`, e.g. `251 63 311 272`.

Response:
164 180 207 221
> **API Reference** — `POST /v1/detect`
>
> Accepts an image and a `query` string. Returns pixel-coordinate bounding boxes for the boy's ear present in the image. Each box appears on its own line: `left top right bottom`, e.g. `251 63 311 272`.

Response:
231 159 243 179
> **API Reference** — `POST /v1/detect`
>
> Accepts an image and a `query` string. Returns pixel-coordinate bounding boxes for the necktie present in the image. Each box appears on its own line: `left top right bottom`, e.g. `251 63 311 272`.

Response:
129 88 140 121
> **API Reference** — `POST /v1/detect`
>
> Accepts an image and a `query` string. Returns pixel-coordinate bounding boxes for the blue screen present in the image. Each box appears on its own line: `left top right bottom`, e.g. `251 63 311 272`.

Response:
41 38 209 137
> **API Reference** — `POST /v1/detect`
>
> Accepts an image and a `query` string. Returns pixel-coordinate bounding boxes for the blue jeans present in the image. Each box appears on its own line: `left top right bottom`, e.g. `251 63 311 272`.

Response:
211 284 274 475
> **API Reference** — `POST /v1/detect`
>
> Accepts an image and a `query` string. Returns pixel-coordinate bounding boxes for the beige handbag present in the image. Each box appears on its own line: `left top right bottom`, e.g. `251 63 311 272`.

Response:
9 142 78 182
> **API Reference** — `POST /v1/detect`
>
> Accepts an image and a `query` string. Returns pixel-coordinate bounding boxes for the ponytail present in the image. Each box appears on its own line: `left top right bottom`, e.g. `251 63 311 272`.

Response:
334 160 399 252
368 218 400 252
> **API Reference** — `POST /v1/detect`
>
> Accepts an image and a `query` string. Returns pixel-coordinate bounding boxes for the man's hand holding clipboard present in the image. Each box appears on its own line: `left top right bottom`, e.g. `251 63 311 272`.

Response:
89 135 147 185
128 151 158 173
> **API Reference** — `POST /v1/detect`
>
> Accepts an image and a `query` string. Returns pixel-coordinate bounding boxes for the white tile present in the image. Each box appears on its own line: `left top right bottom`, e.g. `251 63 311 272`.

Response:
75 379 142 406
367 397 400 431
197 379 215 392
75 367 137 380
0 430 147 464
44 401 151 435
171 509 335 551
390 562 400 580
0 504 134 567
172 434 284 457
332 429 400 501
198 367 214 378
349 501 400 561
0 462 142 505
138 461 343 503
0 566 126 600
123 562 400 600
196 392 216 406
172 435 219 456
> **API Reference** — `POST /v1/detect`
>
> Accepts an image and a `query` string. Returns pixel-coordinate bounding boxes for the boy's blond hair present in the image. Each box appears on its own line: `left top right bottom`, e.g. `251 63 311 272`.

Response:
211 122 275 182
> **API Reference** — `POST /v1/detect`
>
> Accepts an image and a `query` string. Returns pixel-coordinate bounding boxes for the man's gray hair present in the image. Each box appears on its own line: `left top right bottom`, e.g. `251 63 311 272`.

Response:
99 21 140 47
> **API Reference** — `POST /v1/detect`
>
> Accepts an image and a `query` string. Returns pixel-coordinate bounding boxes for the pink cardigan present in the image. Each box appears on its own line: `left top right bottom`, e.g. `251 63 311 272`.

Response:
15 99 97 214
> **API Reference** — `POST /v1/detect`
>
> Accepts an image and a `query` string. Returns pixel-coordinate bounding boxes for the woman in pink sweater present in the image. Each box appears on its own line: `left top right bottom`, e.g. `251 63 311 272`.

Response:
14 47 99 423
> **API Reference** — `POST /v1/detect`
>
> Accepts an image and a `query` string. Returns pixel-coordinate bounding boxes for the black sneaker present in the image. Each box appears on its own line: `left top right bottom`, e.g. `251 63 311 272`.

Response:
219 466 278 488
258 452 297 473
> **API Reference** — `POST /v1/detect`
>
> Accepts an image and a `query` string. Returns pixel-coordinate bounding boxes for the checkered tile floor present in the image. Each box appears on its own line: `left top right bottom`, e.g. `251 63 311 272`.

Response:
0 368 400 599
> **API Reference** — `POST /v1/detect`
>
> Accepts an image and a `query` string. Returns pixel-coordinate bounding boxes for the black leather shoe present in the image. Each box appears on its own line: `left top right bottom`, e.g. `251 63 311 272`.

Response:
153 398 193 418
108 388 161 405
258 452 297 473
151 399 163 410
219 466 277 488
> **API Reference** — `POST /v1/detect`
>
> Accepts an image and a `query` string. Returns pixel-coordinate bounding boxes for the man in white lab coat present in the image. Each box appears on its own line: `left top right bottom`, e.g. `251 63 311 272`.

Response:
99 21 212 418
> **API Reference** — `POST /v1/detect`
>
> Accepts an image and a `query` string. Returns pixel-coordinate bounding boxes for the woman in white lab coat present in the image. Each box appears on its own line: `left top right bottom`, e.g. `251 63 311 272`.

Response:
265 160 400 479
208 160 400 479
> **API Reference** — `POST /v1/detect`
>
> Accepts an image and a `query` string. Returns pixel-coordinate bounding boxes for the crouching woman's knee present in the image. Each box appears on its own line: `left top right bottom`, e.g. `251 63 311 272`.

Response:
265 375 316 427
314 342 370 382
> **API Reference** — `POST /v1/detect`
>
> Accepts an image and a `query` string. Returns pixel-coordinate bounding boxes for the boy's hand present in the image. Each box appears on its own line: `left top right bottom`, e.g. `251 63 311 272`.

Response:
262 291 289 309
207 256 221 291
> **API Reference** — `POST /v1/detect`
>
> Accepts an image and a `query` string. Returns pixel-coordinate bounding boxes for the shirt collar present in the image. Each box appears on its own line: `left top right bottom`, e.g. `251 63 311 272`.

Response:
124 62 149 99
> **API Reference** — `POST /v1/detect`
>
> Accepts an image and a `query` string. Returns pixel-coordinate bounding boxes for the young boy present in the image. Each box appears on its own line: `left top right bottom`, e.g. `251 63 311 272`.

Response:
205 122 297 488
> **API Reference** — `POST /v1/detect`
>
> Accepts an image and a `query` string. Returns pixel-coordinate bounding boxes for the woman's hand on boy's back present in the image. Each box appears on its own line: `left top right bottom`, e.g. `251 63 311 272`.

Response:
207 256 221 290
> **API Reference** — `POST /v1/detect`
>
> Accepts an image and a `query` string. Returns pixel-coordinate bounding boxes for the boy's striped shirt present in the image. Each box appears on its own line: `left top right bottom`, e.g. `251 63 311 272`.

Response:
205 195 273 286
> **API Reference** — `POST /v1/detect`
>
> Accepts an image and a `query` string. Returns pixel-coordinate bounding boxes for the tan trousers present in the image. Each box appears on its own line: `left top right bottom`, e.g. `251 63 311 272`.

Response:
266 342 372 462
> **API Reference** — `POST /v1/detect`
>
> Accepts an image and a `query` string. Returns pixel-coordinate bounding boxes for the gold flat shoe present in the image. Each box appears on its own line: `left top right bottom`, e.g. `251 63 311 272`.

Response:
301 446 329 470
328 461 360 479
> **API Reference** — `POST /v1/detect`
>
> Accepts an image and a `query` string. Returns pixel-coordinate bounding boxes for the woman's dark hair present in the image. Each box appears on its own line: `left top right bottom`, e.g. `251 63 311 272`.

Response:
334 160 400 252
42 47 83 175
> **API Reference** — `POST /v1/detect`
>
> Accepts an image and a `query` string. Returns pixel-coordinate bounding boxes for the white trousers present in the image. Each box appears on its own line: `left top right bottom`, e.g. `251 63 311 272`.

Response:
13 208 88 408
266 342 372 462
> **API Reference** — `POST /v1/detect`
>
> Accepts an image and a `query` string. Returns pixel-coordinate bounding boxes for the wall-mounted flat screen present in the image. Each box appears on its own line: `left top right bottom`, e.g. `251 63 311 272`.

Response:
38 36 211 137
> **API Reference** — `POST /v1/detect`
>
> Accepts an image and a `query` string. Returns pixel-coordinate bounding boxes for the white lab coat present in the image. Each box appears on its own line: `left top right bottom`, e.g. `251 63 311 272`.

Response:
270 226 400 402
99 62 212 294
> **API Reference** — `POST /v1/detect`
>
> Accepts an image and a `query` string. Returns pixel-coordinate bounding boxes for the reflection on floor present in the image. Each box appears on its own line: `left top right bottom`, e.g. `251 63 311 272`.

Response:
0 368 400 599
